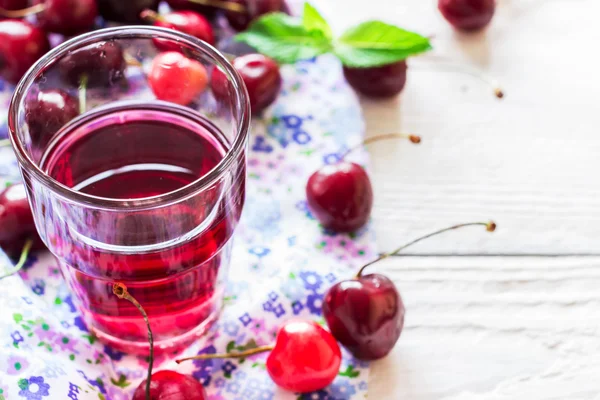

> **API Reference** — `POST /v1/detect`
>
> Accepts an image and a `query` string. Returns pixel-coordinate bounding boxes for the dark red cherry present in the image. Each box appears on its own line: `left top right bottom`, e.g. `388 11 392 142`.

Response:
0 20 50 85
33 0 98 36
323 273 405 360
306 161 373 233
25 89 79 148
57 41 126 88
438 0 495 31
211 53 281 114
132 370 207 400
0 183 44 256
141 10 215 49
97 0 159 23
0 0 28 15
343 60 407 98
225 0 282 31
166 0 218 18
266 319 341 393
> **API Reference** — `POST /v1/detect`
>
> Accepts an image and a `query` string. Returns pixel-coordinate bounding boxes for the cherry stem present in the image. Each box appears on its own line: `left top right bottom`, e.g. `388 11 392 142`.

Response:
411 57 504 99
0 239 33 280
139 9 165 23
341 133 421 160
188 0 246 13
112 283 153 400
356 221 496 278
0 139 11 148
0 3 45 18
175 345 274 364
78 75 88 115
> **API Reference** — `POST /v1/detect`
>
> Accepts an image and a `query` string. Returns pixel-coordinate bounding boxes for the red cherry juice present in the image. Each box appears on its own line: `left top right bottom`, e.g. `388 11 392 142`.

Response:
40 103 245 354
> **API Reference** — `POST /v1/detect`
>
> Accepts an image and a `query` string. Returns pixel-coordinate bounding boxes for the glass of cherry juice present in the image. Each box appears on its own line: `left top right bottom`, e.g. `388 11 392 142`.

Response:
8 27 250 355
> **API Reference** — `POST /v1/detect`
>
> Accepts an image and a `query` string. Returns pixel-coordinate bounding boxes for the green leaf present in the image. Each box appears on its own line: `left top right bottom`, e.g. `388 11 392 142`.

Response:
235 13 332 64
226 340 236 353
302 3 331 40
110 374 131 388
338 365 360 378
334 21 431 67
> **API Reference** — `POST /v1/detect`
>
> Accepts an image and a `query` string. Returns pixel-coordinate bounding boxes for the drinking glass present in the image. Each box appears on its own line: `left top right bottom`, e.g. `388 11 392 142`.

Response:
8 27 250 355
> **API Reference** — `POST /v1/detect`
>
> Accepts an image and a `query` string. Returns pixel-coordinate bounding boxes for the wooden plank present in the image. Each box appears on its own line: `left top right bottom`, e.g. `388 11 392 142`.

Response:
368 256 600 399
313 0 600 254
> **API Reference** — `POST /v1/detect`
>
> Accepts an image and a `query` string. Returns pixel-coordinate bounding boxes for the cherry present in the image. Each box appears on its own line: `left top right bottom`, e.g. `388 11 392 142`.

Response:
177 319 342 393
140 9 215 49
97 0 159 24
323 221 496 360
306 134 420 233
132 370 207 400
307 162 373 233
266 320 341 393
25 89 79 148
0 0 28 16
0 183 44 257
0 20 50 85
225 0 283 31
149 51 208 105
438 0 495 31
33 0 98 36
57 40 126 88
211 53 281 114
343 60 408 98
165 0 218 18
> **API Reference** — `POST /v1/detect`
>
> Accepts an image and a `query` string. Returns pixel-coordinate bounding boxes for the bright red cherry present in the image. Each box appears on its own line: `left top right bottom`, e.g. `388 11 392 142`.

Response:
141 9 215 49
97 0 159 23
343 60 408 98
306 162 373 233
438 0 495 31
25 89 79 148
323 274 405 360
0 183 44 256
57 41 126 88
166 0 218 18
0 20 50 85
132 370 207 400
149 52 208 105
33 0 98 36
266 320 341 393
225 0 283 31
212 53 281 114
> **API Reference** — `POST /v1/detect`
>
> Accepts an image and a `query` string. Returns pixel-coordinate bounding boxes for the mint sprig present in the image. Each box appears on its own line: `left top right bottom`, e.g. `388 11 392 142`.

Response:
235 3 432 68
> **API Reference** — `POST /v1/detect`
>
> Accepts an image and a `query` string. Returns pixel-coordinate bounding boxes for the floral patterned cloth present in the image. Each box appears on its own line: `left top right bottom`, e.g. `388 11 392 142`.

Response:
0 54 375 399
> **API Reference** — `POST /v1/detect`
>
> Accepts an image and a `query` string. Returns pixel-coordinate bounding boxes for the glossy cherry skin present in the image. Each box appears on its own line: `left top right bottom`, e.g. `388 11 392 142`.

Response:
323 273 405 360
25 89 79 148
166 0 218 18
438 0 495 31
150 10 215 49
225 0 283 31
33 0 98 36
97 0 159 23
212 53 281 114
149 52 208 105
57 41 126 88
306 162 373 233
0 20 50 85
132 370 207 400
343 60 407 99
266 319 341 393
0 184 44 256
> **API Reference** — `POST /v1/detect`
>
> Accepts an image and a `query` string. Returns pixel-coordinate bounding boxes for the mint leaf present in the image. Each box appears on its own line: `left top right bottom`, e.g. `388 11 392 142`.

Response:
302 3 331 40
334 21 431 67
235 13 332 64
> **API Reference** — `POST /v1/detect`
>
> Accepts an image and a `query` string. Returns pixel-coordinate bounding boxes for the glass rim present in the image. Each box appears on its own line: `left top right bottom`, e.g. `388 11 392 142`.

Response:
8 26 250 210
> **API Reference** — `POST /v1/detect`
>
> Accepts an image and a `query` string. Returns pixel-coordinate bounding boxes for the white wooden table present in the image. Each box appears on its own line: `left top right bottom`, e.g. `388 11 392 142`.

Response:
316 0 600 398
